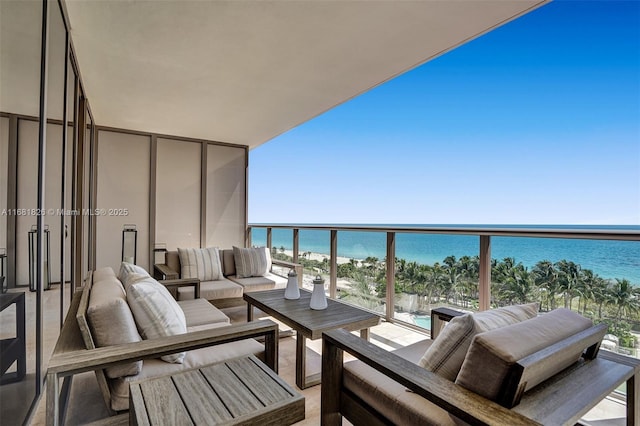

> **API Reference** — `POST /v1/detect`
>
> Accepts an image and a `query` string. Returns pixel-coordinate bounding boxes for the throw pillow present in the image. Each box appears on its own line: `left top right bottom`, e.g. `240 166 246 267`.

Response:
178 247 223 281
118 262 149 285
126 276 187 363
233 246 270 278
418 303 538 381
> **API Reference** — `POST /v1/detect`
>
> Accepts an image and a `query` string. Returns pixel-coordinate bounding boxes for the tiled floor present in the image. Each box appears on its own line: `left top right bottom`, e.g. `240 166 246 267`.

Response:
0 286 630 425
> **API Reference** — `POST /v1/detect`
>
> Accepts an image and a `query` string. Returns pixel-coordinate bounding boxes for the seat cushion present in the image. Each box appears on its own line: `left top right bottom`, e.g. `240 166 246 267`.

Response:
126 276 187 363
229 272 286 292
177 298 230 327
455 308 593 403
108 338 265 411
343 339 466 425
178 247 224 281
418 303 538 381
177 279 244 301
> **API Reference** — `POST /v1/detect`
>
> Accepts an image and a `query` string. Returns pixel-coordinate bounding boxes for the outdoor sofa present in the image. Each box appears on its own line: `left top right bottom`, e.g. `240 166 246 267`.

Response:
154 246 302 307
46 264 279 426
322 304 640 425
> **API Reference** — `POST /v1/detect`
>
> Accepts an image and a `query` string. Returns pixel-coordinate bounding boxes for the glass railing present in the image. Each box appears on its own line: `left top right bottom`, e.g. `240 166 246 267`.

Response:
249 224 640 359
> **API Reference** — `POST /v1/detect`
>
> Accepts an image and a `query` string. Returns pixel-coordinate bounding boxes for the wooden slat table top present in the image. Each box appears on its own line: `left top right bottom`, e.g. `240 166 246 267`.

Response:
513 356 634 425
130 355 305 426
244 289 380 340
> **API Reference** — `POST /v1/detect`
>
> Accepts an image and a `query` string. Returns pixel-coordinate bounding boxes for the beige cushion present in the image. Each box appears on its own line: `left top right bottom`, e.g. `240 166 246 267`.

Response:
419 303 538 381
87 276 142 378
126 276 187 363
166 251 181 276
178 279 244 301
177 298 230 327
229 272 287 292
108 338 265 411
92 266 116 283
344 339 466 425
221 249 236 276
233 246 271 278
455 308 593 403
178 247 223 281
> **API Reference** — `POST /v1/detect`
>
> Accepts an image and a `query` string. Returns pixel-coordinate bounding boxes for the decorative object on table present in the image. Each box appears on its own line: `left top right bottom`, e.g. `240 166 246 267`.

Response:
284 269 300 300
122 224 137 264
28 225 51 291
310 274 327 310
0 248 6 293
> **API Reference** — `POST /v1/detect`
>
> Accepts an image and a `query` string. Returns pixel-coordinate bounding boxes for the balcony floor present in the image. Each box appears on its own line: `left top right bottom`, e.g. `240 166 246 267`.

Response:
0 285 628 425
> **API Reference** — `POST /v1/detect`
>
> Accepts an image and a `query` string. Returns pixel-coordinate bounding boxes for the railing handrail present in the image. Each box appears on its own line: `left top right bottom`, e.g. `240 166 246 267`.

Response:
248 223 640 241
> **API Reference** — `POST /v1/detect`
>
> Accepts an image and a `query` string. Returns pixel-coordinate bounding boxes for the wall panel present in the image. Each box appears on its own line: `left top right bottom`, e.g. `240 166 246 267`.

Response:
206 144 246 248
96 130 150 272
156 138 201 250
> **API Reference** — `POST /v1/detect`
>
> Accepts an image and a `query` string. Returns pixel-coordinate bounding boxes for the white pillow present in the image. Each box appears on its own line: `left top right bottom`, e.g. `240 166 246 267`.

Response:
178 247 223 281
118 262 149 284
126 276 187 363
233 246 271 278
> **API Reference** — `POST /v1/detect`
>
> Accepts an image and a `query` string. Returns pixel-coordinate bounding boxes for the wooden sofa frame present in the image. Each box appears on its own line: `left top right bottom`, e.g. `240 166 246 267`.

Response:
46 272 279 426
321 310 640 426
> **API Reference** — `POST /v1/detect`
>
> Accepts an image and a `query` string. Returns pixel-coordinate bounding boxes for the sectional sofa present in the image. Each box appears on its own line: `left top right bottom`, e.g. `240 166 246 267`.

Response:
154 246 302 307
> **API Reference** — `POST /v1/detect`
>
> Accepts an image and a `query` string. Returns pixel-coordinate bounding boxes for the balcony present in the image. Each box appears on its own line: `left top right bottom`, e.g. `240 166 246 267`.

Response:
249 224 640 359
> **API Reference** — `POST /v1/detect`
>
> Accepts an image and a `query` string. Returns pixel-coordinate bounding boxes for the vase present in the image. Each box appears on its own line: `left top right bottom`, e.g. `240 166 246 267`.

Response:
310 275 327 310
284 269 300 300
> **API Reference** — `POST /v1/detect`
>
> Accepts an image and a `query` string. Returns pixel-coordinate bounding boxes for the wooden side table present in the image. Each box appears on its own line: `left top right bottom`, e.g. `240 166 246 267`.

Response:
0 292 26 384
129 355 305 425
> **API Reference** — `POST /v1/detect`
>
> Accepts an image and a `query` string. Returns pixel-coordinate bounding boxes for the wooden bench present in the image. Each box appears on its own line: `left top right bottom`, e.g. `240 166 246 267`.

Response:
46 273 279 426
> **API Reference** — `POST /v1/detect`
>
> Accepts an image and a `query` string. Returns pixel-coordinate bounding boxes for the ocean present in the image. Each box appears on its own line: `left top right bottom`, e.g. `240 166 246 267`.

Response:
251 225 640 284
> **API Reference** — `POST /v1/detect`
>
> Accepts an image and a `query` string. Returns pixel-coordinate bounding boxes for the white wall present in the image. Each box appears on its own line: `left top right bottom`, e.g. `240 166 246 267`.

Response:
156 138 201 251
206 144 246 248
95 130 151 272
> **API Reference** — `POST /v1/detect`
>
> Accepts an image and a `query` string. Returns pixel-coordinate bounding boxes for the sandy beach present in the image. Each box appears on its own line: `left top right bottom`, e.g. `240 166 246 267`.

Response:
279 249 361 266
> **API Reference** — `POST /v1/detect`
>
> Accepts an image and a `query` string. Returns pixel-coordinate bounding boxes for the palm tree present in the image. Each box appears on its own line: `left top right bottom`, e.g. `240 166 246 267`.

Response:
532 260 559 311
607 278 640 334
556 260 581 310
498 266 535 305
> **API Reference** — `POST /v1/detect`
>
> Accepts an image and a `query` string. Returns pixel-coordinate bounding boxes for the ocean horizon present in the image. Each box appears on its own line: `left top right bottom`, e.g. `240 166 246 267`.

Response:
250 224 640 284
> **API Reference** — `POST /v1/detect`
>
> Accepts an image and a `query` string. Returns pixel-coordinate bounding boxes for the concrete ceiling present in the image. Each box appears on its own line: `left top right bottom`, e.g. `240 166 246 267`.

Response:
64 0 550 149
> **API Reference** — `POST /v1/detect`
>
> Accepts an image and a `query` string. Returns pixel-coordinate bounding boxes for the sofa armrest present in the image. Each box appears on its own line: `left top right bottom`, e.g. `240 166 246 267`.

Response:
47 320 279 426
271 259 303 283
321 328 538 426
154 263 179 280
159 278 200 299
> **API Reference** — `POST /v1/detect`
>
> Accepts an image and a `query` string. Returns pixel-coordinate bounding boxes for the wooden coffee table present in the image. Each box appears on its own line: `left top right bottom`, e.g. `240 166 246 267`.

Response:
129 355 304 425
244 289 380 389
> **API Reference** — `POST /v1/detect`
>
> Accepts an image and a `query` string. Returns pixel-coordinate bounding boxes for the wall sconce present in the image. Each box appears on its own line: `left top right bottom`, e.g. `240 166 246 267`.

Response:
28 225 51 291
122 224 137 264
0 248 6 293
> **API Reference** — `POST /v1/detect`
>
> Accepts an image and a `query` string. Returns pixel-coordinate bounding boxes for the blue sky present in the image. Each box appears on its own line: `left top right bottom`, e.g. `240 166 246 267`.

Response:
249 0 640 225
